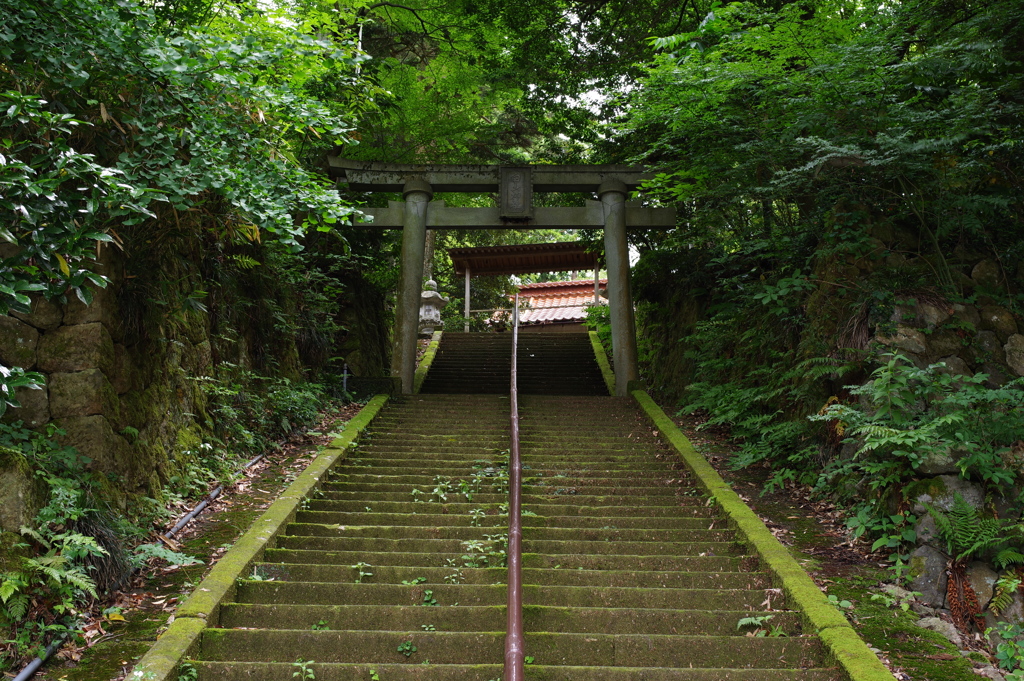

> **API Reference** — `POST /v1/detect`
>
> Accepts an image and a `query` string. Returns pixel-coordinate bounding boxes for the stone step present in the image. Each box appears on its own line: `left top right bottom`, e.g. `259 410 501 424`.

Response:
199 629 821 667
193 661 838 681
217 603 800 636
263 549 751 572
283 522 736 544
246 563 769 590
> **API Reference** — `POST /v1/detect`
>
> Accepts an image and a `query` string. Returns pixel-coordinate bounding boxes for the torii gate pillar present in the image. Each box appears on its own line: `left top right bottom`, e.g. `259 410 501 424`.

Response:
391 179 431 394
599 179 639 395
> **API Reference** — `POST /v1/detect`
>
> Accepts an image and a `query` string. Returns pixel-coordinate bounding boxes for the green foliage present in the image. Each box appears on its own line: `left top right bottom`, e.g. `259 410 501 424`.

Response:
815 356 1024 497
397 640 417 658
292 658 316 680
988 622 1024 677
924 494 1024 567
132 543 203 568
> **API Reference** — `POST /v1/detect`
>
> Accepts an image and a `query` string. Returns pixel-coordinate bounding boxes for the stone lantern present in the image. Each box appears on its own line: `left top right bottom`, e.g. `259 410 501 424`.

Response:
418 280 449 336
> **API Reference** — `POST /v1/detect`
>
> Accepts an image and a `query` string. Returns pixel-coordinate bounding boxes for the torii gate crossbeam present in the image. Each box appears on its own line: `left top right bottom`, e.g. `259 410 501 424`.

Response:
329 158 677 396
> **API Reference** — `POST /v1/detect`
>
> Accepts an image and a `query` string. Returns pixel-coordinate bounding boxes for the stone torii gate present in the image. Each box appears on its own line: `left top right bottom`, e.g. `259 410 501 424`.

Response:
328 158 676 396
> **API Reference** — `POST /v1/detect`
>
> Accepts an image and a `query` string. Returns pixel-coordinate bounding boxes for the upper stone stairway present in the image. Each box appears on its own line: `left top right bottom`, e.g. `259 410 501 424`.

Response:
182 332 848 679
419 332 607 395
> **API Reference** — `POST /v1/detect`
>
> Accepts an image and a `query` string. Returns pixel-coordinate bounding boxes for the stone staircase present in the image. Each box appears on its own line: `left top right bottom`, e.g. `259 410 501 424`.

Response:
419 332 607 395
185 333 842 679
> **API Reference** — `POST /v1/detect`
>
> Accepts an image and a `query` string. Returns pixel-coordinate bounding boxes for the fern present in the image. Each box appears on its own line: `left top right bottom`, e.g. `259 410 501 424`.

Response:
989 574 1022 616
926 494 1023 563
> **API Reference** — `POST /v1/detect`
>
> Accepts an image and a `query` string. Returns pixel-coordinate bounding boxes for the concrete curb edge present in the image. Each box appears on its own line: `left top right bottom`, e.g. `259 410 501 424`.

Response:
128 394 390 681
631 389 894 681
413 330 443 394
588 331 615 396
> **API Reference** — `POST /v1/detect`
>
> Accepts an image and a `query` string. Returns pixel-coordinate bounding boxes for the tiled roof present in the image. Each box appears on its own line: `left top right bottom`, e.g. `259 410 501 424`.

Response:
518 279 606 325
449 242 598 276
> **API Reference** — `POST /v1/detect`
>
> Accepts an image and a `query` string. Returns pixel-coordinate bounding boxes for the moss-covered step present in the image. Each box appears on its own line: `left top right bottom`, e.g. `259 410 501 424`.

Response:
192 662 839 681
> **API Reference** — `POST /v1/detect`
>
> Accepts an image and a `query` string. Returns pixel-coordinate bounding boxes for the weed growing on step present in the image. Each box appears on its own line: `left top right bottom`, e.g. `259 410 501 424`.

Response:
826 594 853 610
421 623 436 631
311 619 330 630
737 615 786 637
176 663 198 681
469 508 486 527
292 658 315 680
443 560 464 584
421 589 438 606
397 640 417 657
369 670 380 681
411 488 425 502
351 561 373 583
402 576 426 585
431 476 452 502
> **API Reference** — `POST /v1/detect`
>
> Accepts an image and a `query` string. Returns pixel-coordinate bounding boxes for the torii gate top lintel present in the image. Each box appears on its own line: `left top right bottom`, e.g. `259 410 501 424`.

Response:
328 157 675 230
327 156 652 193
336 156 651 396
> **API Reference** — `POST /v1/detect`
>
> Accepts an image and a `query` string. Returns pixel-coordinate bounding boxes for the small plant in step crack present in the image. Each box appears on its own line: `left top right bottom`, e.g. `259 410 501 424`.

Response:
311 619 330 630
369 669 380 681
431 475 452 502
421 589 438 606
397 640 417 657
497 502 509 516
402 576 427 586
249 566 274 581
483 533 509 567
411 488 425 502
459 478 478 502
351 562 373 583
444 565 465 584
826 594 853 610
421 623 436 631
292 658 315 680
177 663 198 681
524 656 535 664
869 587 921 613
469 508 486 527
737 615 786 637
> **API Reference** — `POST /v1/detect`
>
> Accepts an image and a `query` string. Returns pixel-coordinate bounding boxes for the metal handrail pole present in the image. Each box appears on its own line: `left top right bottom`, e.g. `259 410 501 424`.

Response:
504 293 524 681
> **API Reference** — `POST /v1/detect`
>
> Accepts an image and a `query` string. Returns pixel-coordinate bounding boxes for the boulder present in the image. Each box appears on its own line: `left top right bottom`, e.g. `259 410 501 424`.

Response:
877 325 928 355
934 355 971 377
972 260 1004 290
916 616 962 647
37 322 115 374
967 561 998 610
0 315 39 369
928 329 965 359
1005 334 1024 377
1 384 49 429
920 302 952 329
915 514 940 547
911 475 985 513
918 447 960 476
0 446 45 533
63 284 119 336
968 330 1007 366
53 414 131 475
909 544 949 608
10 294 63 331
952 303 981 330
979 305 1019 343
48 369 119 419
981 362 1011 389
